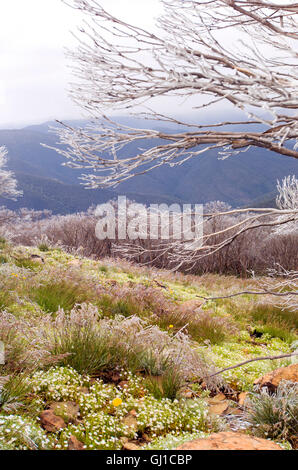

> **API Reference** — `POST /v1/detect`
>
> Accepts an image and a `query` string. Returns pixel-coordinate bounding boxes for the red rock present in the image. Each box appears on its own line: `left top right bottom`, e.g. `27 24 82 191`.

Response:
176 432 282 450
226 407 243 415
49 401 79 423
208 402 229 416
118 381 129 389
207 393 226 404
40 410 66 432
180 389 193 399
123 441 141 451
290 436 298 450
111 373 121 382
142 433 151 442
254 364 298 391
238 391 249 406
122 414 138 432
68 435 84 450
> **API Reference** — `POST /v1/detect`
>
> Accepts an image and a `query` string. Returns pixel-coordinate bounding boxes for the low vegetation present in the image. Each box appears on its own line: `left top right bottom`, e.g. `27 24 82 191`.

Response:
1 204 297 276
247 382 298 446
0 241 297 450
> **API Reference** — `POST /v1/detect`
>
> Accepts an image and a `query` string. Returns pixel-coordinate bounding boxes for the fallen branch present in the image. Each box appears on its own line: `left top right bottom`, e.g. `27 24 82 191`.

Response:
196 290 298 301
205 352 298 379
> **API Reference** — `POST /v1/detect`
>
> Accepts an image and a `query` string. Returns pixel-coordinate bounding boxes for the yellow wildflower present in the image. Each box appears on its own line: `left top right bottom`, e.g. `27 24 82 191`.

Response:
112 398 123 407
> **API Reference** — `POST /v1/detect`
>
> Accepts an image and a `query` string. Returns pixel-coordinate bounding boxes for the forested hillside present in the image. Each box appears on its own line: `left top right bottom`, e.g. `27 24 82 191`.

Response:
1 120 297 213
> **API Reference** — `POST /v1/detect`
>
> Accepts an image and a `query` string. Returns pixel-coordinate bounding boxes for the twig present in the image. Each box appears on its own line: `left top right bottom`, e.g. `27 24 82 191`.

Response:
196 290 298 301
205 352 298 379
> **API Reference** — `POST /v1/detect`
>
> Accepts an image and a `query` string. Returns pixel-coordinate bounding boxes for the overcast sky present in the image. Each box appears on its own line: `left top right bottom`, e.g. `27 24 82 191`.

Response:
0 0 162 128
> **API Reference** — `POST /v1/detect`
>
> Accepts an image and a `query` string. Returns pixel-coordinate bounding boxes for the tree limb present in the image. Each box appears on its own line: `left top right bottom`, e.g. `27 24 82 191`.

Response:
205 352 298 379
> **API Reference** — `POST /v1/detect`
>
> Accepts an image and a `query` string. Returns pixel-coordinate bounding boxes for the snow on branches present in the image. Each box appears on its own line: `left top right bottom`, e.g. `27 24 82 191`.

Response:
51 0 298 188
0 147 22 201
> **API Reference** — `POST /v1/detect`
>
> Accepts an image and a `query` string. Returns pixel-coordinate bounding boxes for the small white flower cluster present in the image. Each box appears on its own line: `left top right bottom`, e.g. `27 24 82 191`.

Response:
31 366 88 401
77 371 145 418
136 396 209 436
58 412 136 450
118 370 146 398
0 415 52 450
27 366 212 450
57 395 210 450
78 381 117 417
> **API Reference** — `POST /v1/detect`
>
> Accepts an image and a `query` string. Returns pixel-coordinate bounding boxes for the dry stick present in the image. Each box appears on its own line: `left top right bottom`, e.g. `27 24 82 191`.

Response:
205 352 298 379
196 290 298 301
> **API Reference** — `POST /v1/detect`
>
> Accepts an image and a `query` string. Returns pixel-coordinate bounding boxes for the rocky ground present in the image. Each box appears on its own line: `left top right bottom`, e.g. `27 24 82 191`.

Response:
0 240 297 450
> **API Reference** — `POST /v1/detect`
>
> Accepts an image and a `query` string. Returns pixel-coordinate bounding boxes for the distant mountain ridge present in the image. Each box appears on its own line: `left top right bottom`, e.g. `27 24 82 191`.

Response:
0 119 297 214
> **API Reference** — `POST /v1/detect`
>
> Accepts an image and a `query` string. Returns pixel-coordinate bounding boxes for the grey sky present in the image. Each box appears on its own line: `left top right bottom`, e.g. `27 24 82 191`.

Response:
0 0 162 128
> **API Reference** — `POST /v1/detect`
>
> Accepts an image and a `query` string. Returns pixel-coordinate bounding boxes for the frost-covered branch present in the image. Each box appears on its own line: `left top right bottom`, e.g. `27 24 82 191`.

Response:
259 265 298 311
113 176 297 271
52 0 298 187
0 147 22 201
205 352 298 380
193 264 298 313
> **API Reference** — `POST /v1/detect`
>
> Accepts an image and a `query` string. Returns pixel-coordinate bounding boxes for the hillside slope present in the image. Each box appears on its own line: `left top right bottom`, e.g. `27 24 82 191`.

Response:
0 120 297 212
0 242 296 450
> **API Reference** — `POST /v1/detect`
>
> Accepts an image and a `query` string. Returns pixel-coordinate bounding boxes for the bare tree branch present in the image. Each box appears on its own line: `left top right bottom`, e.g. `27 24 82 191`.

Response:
111 175 297 273
0 147 22 201
48 0 298 188
205 352 298 380
196 290 298 301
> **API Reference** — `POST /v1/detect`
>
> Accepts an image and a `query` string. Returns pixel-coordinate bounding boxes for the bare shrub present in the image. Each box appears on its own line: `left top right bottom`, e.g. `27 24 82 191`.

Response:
0 147 22 201
1 196 297 276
